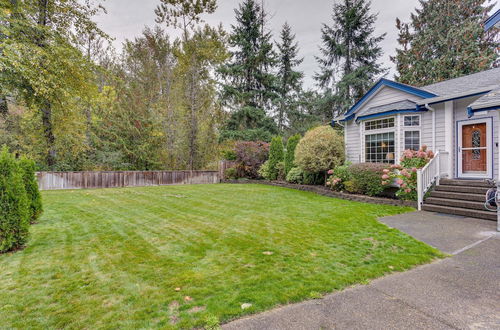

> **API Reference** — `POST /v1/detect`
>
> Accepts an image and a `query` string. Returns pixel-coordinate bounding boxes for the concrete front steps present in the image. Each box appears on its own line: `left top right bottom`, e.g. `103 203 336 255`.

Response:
422 179 497 221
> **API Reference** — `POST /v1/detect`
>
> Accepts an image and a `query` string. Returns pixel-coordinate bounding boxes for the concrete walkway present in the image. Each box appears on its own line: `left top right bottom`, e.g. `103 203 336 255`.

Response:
224 211 499 330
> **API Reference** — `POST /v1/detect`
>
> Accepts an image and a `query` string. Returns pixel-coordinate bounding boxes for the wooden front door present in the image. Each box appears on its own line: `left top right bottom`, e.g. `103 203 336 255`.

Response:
461 123 487 173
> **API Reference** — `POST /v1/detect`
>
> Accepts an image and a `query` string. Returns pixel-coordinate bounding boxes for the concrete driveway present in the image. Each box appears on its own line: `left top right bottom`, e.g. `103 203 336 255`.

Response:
223 211 500 330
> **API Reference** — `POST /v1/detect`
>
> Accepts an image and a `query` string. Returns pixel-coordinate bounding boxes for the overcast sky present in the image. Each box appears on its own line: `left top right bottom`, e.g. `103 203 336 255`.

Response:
95 0 500 89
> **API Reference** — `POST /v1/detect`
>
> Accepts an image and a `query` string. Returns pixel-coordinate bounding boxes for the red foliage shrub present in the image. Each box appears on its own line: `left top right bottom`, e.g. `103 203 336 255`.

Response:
234 141 270 178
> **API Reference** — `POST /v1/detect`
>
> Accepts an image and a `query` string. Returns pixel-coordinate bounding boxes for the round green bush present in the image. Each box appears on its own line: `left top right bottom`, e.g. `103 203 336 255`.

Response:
0 147 30 253
294 126 345 174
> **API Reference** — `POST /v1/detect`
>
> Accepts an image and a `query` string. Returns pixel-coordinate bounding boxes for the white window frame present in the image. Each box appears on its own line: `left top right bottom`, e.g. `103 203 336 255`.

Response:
402 114 421 152
403 130 421 151
362 116 396 164
403 114 421 127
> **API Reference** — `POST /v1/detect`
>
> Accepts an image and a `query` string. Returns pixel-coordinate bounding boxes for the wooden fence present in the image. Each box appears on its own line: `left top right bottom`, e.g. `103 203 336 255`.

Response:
36 170 220 190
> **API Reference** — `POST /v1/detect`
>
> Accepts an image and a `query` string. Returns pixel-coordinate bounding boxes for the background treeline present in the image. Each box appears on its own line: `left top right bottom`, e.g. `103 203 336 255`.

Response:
0 0 497 171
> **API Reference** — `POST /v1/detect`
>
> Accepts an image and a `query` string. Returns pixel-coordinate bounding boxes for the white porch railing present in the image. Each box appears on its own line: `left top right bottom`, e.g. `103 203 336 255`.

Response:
416 151 441 210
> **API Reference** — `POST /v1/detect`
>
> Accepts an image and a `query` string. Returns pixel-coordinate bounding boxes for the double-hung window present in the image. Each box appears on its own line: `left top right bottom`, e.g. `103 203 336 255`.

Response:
364 118 395 164
403 115 421 151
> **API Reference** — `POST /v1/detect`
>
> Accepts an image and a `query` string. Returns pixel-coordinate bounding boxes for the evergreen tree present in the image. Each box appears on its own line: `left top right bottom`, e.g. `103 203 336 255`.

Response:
267 136 284 180
18 157 43 224
284 134 301 176
392 0 498 86
276 22 304 133
315 0 386 116
219 0 278 141
0 147 29 253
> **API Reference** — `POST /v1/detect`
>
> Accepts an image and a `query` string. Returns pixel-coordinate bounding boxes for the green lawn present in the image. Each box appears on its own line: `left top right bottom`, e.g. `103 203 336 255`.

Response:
0 184 442 329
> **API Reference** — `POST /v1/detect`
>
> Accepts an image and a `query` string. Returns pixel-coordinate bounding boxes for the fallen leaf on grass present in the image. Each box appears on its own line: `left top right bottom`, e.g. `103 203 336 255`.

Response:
262 251 274 255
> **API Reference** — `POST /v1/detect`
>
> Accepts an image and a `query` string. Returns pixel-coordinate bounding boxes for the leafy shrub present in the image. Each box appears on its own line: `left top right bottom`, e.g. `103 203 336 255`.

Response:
284 134 301 176
224 167 238 180
0 147 30 253
344 180 363 194
295 126 344 175
267 136 284 180
326 163 351 191
234 141 270 179
328 162 387 196
302 171 325 185
349 163 387 196
383 146 434 200
258 160 270 179
286 167 304 184
221 149 237 161
18 158 43 224
276 161 285 180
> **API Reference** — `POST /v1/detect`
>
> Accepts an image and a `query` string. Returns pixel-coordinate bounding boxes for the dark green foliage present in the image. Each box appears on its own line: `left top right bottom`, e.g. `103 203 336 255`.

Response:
276 23 304 132
233 141 270 178
315 0 386 116
302 171 325 185
284 134 301 176
219 0 278 140
347 163 387 196
18 158 43 224
392 0 497 86
0 147 29 253
220 106 278 142
267 136 284 180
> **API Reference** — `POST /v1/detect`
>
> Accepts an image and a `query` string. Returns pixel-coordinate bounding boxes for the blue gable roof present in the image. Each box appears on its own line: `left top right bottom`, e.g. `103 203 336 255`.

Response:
344 78 437 118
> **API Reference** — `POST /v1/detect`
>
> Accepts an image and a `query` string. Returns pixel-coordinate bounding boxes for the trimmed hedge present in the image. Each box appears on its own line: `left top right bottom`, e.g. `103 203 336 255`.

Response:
284 134 301 176
267 136 284 180
0 147 30 253
19 158 43 224
346 163 387 197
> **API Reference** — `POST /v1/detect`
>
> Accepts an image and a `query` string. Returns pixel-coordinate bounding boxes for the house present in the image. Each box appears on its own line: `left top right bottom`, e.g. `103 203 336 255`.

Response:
332 67 500 220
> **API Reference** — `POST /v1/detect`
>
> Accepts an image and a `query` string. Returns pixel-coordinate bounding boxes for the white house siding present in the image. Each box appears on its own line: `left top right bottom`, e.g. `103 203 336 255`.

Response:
433 104 446 152
355 86 422 116
453 97 500 180
345 120 361 163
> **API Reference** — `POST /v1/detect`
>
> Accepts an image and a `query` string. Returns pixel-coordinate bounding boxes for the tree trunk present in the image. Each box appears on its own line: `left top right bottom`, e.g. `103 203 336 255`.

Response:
0 95 8 116
41 101 56 167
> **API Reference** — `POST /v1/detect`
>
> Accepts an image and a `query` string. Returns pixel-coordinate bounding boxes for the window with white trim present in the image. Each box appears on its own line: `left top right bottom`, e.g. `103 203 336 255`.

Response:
365 132 395 164
403 115 420 127
365 118 395 131
404 131 420 151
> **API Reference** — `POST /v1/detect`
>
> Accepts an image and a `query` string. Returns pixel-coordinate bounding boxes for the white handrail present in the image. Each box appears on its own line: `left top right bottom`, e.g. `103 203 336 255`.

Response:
417 151 441 210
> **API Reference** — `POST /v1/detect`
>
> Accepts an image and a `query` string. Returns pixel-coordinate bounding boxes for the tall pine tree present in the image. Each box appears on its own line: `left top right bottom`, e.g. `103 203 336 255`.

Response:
276 22 303 133
315 0 386 116
392 0 498 86
219 0 278 142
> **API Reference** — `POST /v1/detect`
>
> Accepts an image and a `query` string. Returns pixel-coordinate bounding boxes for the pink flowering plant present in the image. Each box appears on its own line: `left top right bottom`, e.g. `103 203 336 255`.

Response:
382 146 434 200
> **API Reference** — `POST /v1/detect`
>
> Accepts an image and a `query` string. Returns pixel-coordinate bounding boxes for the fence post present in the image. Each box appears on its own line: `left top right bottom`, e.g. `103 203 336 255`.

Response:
417 169 423 211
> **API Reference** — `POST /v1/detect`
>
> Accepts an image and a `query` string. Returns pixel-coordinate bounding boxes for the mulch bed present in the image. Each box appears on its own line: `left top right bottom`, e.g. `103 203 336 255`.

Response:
226 179 417 208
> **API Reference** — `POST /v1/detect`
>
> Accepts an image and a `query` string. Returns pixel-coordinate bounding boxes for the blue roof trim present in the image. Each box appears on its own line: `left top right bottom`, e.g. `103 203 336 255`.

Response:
467 105 500 118
426 90 492 106
485 9 500 31
355 108 427 122
344 78 437 117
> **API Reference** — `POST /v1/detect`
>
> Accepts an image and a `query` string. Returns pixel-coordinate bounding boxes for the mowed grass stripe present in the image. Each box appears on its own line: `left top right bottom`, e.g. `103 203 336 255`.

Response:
0 184 442 329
